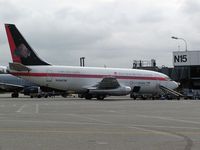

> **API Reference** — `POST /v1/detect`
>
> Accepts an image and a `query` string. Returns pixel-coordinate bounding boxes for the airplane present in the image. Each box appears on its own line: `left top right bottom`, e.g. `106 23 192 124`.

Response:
0 70 39 98
4 24 179 100
0 66 64 98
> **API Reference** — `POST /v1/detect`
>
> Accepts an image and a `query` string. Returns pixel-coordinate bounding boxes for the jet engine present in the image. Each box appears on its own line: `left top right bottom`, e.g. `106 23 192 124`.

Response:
88 85 131 96
23 86 41 97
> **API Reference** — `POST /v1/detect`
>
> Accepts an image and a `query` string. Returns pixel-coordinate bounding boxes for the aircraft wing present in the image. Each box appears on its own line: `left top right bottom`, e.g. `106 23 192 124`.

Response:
85 77 120 90
96 77 120 89
84 77 131 96
0 82 24 92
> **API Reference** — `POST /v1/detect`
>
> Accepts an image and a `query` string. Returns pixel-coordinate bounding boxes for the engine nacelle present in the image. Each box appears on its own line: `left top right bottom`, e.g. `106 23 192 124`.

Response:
23 86 41 96
88 86 131 96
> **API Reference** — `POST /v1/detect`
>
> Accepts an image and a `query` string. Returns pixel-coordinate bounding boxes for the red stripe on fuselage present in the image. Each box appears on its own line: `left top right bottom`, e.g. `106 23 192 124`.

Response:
11 72 167 81
5 25 21 63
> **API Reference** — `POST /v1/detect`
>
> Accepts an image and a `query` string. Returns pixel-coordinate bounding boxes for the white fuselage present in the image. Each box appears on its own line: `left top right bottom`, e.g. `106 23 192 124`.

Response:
10 65 178 95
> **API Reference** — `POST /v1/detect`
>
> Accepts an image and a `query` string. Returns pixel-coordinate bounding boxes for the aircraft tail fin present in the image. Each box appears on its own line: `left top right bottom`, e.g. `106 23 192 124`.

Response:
5 24 50 66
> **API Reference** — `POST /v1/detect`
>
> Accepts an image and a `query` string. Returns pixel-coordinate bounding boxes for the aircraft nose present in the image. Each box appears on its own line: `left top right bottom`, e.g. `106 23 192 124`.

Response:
172 81 179 89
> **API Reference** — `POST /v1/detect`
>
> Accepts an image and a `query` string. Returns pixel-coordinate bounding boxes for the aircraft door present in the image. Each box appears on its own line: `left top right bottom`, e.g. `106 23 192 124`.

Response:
46 70 53 86
153 75 160 94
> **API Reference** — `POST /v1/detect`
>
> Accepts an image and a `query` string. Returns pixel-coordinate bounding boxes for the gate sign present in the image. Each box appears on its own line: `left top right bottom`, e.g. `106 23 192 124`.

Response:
173 51 200 66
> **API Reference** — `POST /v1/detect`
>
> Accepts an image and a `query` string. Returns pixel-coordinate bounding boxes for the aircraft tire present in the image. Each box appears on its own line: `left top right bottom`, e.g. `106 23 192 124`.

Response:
85 94 92 100
130 93 137 100
61 93 68 98
96 95 105 100
142 96 146 100
130 94 136 100
11 93 15 98
11 92 19 98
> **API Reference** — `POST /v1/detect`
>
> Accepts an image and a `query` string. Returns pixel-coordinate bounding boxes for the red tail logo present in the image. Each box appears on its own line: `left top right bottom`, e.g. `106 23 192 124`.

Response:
5 24 21 63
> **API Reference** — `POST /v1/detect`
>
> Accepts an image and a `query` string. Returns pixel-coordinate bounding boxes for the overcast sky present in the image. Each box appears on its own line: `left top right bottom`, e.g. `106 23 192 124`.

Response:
0 0 200 68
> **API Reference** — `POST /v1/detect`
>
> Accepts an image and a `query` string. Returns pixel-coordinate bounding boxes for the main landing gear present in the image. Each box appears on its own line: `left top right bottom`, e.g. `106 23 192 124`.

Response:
11 92 19 98
96 95 105 100
79 94 105 100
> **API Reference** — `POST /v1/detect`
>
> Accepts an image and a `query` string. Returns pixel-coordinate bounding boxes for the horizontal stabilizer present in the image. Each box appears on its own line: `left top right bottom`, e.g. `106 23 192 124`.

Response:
9 62 31 71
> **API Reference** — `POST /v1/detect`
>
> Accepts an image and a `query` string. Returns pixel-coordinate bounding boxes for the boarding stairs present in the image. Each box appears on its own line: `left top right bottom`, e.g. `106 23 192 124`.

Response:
159 85 183 98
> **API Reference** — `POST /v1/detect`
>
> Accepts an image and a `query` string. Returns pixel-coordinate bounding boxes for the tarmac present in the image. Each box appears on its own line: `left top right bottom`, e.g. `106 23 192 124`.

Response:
0 94 199 150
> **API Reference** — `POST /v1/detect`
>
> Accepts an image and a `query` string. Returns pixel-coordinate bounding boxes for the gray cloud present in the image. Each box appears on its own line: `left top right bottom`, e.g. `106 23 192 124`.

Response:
0 0 200 68
0 1 22 22
182 0 200 14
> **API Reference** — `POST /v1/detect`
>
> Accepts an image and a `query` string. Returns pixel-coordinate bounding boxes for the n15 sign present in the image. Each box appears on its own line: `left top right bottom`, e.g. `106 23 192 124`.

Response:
174 55 187 63
173 52 189 66
173 51 200 66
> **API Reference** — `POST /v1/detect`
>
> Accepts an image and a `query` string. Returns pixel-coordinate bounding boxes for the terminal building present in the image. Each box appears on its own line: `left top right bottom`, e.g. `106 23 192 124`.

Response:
172 51 200 89
133 51 200 98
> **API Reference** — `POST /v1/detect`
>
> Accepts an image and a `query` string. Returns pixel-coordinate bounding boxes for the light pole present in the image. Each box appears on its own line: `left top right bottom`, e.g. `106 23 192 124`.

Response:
171 36 188 51
80 57 85 67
